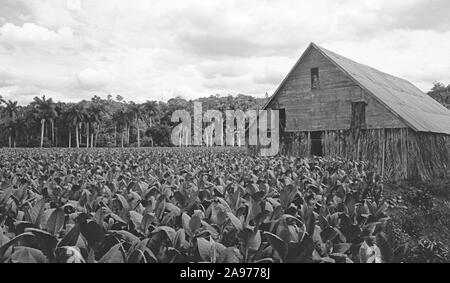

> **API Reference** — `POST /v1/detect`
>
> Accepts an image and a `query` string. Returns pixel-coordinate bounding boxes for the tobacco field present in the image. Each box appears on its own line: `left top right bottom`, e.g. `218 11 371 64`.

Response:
0 147 422 263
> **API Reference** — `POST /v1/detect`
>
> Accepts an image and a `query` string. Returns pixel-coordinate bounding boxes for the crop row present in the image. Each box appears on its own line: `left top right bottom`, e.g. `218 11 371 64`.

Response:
0 148 406 263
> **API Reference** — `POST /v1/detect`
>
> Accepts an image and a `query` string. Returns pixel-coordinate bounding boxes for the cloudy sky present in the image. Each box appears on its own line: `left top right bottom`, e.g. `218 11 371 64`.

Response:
0 0 449 104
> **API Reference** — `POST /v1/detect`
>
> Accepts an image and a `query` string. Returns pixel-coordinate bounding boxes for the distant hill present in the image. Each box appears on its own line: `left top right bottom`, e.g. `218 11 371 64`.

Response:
192 94 267 111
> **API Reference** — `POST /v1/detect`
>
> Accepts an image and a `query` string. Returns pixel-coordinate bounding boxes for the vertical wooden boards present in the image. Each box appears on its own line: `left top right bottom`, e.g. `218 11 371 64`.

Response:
274 128 448 181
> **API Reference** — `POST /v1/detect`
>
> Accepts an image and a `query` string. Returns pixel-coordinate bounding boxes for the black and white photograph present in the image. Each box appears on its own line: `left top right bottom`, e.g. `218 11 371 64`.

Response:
0 0 450 273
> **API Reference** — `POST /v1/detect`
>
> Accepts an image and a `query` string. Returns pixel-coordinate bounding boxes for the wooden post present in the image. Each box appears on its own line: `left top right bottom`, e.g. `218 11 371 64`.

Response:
307 131 311 157
381 129 385 179
400 128 404 179
377 129 381 171
357 136 360 161
338 130 341 157
405 129 409 178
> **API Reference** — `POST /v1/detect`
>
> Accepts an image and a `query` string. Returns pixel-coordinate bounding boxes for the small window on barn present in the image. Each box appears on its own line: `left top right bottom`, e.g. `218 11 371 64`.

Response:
311 68 319 89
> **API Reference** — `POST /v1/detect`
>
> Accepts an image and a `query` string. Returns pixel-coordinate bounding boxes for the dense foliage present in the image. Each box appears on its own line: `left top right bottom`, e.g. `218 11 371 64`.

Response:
385 180 450 263
0 94 266 149
0 147 408 263
428 81 450 109
0 79 446 150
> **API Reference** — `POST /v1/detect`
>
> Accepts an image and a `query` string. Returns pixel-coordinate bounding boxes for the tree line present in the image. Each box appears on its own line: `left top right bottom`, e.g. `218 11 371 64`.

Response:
0 94 265 148
429 81 450 109
0 81 446 149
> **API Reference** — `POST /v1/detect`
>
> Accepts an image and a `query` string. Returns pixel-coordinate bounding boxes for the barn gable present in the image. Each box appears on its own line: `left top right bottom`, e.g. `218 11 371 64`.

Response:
264 44 405 132
315 44 450 135
250 43 449 181
263 43 450 135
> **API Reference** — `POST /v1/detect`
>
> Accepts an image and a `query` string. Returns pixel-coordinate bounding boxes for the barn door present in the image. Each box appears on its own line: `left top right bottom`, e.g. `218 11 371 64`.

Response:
311 131 323 156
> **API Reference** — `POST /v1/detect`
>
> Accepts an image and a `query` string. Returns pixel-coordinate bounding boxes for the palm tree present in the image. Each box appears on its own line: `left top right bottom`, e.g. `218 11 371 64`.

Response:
13 114 27 147
22 105 37 146
31 95 57 148
53 102 66 147
109 103 131 148
75 103 90 148
75 104 86 148
64 104 81 148
112 111 121 147
84 110 91 148
87 102 105 148
4 100 19 147
128 102 143 147
124 104 135 146
117 107 128 148
142 101 159 147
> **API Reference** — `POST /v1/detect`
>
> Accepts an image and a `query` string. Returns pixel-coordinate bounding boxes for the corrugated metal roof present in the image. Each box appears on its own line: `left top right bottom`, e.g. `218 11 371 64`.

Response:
261 43 450 135
312 43 450 135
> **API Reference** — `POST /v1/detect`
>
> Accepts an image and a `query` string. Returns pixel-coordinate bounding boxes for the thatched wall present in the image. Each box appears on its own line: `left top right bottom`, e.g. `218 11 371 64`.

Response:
249 128 449 181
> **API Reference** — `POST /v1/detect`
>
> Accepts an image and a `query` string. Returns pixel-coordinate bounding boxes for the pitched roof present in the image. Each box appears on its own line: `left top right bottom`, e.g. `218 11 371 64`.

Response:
263 42 450 135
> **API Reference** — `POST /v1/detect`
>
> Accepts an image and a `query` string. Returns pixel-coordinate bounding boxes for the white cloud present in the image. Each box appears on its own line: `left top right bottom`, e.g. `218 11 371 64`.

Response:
76 68 115 90
0 0 449 105
0 22 75 48
324 29 450 90
0 68 16 87
15 0 79 29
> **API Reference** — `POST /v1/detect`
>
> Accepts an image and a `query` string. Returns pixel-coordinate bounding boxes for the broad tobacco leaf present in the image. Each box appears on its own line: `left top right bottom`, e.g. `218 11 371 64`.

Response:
25 228 58 258
46 208 65 235
280 184 298 210
359 241 382 263
151 226 176 247
286 234 315 263
238 228 261 253
197 237 213 262
227 212 243 231
80 221 106 249
58 224 81 248
189 213 202 234
98 243 125 263
10 247 48 263
265 232 288 262
28 197 46 227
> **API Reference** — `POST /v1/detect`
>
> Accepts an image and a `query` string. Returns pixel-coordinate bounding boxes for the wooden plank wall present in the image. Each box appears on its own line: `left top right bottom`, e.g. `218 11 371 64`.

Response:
249 46 449 181
407 131 450 181
267 47 405 132
277 129 449 181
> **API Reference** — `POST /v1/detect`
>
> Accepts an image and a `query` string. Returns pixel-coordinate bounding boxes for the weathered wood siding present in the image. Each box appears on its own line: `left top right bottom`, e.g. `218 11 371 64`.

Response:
273 129 449 181
248 46 449 181
267 48 405 131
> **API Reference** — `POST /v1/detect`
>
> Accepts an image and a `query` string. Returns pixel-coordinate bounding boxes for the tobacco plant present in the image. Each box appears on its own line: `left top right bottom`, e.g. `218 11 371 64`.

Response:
0 148 408 263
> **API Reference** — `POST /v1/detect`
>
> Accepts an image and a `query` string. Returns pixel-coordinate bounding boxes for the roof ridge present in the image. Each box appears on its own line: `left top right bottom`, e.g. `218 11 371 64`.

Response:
313 44 450 134
313 44 417 86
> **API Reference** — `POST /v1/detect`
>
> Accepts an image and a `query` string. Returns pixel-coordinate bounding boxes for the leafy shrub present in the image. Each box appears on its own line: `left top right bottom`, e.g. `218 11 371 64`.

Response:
406 238 449 263
405 189 434 215
383 180 450 263
0 148 411 263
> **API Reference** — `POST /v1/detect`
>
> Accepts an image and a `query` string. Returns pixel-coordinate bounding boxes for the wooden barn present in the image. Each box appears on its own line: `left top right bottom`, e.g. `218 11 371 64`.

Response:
251 42 450 181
